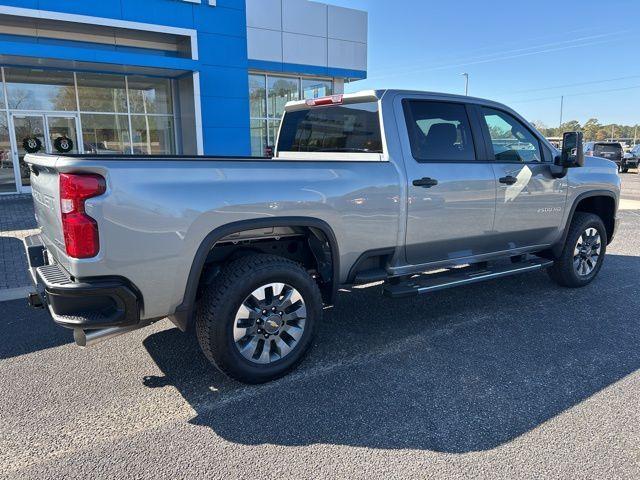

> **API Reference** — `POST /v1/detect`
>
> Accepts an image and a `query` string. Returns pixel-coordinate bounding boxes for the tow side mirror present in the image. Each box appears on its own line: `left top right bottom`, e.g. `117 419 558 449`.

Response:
556 131 584 168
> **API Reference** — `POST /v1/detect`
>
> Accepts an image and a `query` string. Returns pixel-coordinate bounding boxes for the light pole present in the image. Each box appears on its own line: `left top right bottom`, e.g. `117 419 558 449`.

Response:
559 96 564 128
461 73 469 96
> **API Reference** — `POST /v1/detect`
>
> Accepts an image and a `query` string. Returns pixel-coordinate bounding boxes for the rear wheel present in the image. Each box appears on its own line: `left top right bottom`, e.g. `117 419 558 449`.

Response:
547 212 607 288
196 254 322 384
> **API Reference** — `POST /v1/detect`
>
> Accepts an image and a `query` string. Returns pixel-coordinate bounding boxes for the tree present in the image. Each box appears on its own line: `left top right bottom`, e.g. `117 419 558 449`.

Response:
596 129 609 141
532 120 548 132
559 120 581 133
582 118 601 141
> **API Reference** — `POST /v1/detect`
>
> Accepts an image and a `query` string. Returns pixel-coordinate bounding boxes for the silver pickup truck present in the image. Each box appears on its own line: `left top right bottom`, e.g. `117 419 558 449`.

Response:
24 90 620 384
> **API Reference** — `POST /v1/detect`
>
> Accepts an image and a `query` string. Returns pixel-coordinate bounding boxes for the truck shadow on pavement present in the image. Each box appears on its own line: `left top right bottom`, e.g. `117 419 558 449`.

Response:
142 254 640 454
0 299 73 360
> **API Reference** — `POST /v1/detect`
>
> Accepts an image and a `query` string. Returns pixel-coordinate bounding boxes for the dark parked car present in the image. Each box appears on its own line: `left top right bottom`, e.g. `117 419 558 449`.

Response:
584 142 626 172
623 144 640 172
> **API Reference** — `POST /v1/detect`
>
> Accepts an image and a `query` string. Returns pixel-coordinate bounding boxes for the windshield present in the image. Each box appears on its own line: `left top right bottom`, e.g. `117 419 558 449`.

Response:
277 102 383 153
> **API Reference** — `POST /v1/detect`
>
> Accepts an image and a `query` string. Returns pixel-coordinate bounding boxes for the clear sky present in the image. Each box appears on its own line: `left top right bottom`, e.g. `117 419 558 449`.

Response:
326 0 639 127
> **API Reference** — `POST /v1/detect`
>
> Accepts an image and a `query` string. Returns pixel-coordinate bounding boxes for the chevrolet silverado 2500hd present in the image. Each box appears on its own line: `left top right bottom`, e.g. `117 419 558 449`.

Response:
24 90 620 384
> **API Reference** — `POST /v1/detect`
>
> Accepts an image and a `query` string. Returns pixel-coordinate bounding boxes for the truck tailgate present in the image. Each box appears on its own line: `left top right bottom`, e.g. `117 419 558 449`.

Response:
26 155 66 257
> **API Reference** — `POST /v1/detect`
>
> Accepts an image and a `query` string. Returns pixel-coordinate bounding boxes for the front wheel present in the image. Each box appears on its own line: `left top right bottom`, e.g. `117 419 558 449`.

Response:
196 254 323 384
547 212 607 288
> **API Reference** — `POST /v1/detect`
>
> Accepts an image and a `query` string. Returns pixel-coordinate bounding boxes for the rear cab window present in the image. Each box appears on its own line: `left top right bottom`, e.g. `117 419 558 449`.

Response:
277 101 383 155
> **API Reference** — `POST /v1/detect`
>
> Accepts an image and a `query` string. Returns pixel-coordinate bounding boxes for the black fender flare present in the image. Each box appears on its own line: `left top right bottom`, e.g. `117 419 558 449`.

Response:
170 217 340 331
552 190 618 257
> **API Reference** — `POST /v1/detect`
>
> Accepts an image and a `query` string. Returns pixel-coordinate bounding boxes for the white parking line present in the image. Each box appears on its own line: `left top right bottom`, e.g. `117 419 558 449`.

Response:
0 287 32 303
619 199 640 210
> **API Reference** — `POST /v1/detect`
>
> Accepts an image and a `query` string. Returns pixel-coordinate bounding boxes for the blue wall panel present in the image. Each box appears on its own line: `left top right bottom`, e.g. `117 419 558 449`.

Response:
194 5 246 36
0 0 37 8
199 65 250 99
197 33 248 69
203 126 251 156
191 0 251 155
38 0 123 19
119 0 195 28
200 96 250 129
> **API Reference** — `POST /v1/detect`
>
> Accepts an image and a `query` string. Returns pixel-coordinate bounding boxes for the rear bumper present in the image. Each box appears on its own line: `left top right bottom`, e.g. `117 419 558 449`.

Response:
24 235 141 330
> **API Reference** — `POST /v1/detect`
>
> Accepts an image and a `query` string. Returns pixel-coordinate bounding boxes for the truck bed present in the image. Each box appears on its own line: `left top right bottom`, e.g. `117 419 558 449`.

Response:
25 153 403 320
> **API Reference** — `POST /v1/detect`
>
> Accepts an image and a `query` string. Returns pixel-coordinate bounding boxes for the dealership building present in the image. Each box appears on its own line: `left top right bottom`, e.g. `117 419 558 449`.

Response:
0 0 368 194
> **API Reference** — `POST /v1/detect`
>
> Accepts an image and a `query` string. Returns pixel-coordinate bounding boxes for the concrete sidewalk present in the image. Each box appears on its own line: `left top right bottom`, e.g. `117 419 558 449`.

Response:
0 195 39 299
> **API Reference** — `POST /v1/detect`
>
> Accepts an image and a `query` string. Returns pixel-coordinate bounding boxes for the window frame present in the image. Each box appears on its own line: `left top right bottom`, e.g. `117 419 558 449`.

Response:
401 99 485 164
473 104 549 164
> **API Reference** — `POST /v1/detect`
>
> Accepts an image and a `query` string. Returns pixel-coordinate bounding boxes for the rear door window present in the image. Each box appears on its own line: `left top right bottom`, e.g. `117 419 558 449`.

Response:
402 100 476 161
277 102 383 153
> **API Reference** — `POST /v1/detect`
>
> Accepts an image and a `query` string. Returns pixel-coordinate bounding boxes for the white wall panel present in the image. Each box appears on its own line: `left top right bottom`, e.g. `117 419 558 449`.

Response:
246 0 367 73
328 38 367 71
282 0 327 37
328 5 367 44
283 32 327 66
247 27 283 63
246 0 282 30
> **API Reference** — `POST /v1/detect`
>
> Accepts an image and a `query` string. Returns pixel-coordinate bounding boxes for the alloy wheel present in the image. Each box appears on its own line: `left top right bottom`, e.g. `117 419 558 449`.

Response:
233 283 307 364
573 227 602 277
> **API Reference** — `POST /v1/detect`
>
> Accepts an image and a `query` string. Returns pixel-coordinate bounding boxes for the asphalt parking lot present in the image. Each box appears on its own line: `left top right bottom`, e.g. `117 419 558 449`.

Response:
2 174 640 479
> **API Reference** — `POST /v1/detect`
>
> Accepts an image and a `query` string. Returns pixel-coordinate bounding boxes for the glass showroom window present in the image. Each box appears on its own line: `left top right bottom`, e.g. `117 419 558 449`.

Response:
131 115 175 155
0 66 179 194
4 68 76 111
301 79 333 100
81 114 131 155
75 72 176 154
127 76 173 115
249 73 333 156
76 72 176 154
128 76 175 154
76 72 128 113
0 113 15 193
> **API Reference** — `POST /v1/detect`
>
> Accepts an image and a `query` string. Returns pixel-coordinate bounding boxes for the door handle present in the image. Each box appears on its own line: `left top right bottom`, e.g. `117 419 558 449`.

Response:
413 177 439 188
499 175 518 185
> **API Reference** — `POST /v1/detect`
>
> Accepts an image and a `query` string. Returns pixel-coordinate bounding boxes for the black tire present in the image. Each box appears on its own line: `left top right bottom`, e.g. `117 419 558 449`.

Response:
622 168 629 173
547 212 607 288
196 254 322 384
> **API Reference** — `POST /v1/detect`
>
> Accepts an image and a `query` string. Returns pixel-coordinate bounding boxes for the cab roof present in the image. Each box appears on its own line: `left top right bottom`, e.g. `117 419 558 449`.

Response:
284 89 519 115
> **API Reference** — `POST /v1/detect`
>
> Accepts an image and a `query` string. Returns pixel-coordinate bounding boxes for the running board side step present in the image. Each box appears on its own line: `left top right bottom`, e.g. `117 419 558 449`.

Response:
383 258 554 299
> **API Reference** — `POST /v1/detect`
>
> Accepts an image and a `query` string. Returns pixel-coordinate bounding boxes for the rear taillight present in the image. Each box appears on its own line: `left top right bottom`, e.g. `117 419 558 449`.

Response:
305 94 343 107
59 173 106 259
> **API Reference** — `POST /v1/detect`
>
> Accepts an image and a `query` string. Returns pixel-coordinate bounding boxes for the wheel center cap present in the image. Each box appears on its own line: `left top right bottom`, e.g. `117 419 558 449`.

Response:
263 314 282 334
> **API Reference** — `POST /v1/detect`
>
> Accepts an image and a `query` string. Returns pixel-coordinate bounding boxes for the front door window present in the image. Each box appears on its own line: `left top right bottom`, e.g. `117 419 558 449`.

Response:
481 108 543 163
